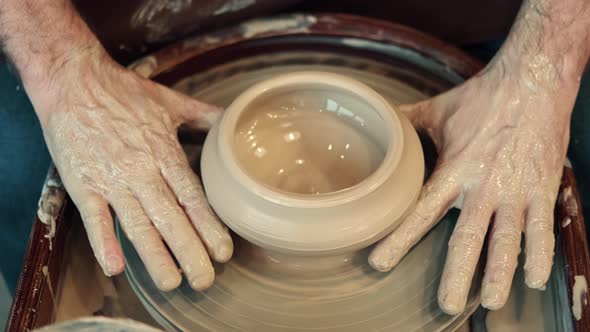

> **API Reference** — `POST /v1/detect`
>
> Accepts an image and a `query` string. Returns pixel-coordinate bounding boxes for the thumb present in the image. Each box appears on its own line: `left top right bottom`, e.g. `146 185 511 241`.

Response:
178 96 224 131
398 99 435 131
398 96 448 149
164 87 224 131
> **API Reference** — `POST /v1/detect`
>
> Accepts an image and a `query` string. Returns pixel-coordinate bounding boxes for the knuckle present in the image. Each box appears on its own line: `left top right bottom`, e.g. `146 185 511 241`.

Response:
175 174 201 201
527 233 555 252
126 223 156 243
80 205 109 228
163 158 186 176
487 248 518 273
526 217 552 234
492 229 521 247
83 215 107 228
446 261 475 280
150 211 188 240
449 224 486 247
121 152 159 174
153 219 176 239
496 205 520 221
410 208 431 227
121 209 146 226
487 263 516 281
150 201 180 219
136 178 171 200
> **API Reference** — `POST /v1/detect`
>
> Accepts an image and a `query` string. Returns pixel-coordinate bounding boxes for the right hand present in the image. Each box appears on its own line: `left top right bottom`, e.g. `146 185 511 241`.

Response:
369 56 577 313
34 45 233 291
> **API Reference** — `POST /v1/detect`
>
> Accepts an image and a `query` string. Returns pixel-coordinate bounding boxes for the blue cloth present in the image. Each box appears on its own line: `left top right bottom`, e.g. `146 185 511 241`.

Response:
0 61 51 293
569 71 590 228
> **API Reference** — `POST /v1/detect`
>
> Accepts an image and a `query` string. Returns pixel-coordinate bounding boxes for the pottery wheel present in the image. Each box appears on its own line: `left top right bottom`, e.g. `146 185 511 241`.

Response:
119 49 482 331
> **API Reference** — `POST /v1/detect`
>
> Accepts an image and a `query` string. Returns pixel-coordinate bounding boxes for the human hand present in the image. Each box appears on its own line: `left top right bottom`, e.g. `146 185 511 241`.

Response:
34 46 233 291
368 57 580 313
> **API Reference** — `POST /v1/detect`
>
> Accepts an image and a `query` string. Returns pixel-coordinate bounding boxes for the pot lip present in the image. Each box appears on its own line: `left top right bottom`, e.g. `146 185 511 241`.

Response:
216 70 404 208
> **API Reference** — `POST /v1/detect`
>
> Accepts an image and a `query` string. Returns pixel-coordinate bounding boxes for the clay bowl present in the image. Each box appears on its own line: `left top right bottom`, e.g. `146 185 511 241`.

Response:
201 71 424 255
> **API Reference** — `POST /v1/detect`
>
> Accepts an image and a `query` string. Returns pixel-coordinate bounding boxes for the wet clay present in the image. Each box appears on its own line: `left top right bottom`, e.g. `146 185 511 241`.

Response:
233 89 386 194
573 275 588 320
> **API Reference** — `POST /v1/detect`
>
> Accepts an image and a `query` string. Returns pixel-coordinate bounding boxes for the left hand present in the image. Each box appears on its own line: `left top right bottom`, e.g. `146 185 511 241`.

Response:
35 47 233 291
368 58 579 314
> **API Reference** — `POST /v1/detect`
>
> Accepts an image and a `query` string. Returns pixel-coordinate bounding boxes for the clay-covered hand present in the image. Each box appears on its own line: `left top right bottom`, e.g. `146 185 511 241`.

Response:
369 58 580 313
35 48 233 291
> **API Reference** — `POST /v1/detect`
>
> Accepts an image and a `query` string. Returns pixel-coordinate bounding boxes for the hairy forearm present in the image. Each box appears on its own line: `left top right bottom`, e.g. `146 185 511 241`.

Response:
0 0 111 123
0 0 103 89
492 0 590 89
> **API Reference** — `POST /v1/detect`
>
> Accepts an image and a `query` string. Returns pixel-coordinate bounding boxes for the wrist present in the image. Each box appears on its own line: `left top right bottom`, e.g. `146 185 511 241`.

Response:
0 0 103 89
496 45 587 90
486 51 581 94
30 44 117 127
0 0 115 125
489 0 590 91
13 24 102 91
478 46 580 122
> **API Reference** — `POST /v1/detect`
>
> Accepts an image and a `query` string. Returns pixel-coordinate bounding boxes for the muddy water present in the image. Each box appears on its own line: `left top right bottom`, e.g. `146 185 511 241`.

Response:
233 89 385 194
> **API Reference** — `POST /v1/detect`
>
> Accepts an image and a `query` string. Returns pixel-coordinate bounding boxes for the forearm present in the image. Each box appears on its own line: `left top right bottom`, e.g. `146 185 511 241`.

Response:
0 0 104 90
0 0 112 125
491 0 590 90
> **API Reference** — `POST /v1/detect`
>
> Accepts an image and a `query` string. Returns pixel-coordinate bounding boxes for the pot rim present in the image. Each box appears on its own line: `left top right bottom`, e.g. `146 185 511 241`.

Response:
216 71 404 208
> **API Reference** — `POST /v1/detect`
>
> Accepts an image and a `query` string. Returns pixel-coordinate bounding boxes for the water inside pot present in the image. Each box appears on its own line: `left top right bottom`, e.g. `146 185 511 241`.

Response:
233 87 388 195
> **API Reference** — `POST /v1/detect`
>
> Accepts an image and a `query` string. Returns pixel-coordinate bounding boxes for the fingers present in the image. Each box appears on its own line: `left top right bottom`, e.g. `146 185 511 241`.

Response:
159 152 234 263
369 169 461 272
438 191 494 315
524 194 555 289
109 192 182 291
74 191 125 276
131 174 215 290
481 205 524 310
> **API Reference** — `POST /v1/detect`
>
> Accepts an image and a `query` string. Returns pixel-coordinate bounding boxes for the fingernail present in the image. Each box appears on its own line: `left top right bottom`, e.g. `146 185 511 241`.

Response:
368 250 395 272
105 254 125 276
215 240 234 263
157 273 182 292
190 271 215 291
438 288 466 315
481 282 508 310
525 267 548 289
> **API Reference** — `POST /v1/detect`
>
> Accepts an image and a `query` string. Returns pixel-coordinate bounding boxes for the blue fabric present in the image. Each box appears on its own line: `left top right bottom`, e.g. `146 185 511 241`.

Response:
0 61 51 294
568 71 590 229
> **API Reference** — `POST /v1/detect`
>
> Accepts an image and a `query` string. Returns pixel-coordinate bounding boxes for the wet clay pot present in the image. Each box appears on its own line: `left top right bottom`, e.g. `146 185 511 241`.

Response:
201 71 424 255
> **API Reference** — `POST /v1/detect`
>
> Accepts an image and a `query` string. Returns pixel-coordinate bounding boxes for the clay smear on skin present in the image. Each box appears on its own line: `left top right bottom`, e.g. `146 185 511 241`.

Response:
234 90 384 194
